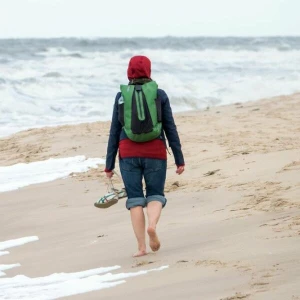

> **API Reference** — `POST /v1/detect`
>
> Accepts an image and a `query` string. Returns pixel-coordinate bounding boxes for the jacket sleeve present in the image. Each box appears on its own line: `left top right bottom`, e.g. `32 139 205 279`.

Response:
160 90 185 166
105 93 122 172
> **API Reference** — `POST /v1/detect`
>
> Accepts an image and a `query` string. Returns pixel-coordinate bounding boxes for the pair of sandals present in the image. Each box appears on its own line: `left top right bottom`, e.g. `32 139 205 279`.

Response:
94 173 127 209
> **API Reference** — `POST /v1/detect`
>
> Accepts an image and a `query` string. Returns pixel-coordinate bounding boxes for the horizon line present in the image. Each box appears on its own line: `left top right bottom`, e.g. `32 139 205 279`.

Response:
0 34 300 40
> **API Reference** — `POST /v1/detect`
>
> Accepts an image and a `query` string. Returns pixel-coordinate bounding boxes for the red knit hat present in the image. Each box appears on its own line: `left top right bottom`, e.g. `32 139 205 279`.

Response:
127 56 151 80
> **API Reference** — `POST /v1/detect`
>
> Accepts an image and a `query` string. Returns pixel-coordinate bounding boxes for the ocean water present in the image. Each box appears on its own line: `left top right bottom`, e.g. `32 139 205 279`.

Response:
1 36 300 137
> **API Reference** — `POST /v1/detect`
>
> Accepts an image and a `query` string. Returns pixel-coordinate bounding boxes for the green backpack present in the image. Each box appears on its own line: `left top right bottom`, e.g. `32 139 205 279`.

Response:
118 81 162 142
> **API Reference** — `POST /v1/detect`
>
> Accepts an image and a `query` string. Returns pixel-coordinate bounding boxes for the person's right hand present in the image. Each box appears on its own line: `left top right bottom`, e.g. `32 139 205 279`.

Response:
106 171 114 178
176 166 185 175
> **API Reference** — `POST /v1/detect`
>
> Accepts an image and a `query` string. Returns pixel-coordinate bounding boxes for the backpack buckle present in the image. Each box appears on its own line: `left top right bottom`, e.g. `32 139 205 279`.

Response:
135 85 142 91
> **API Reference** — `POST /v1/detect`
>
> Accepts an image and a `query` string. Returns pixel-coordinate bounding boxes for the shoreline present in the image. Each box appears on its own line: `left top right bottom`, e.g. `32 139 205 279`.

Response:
0 92 300 299
1 91 299 144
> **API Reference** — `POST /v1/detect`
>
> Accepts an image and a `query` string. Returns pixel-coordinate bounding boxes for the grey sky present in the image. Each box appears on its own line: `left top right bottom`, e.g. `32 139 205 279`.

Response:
0 0 299 38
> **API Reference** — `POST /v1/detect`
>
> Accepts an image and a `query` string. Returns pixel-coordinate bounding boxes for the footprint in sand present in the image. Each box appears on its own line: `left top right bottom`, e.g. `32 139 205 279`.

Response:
220 292 250 300
132 261 155 268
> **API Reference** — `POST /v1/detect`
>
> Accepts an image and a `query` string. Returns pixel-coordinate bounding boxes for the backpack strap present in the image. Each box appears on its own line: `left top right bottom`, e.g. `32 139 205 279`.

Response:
118 95 125 126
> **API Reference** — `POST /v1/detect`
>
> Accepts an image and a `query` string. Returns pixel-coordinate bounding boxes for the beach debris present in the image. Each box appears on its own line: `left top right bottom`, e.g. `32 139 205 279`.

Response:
165 180 186 192
177 260 189 263
165 180 184 192
97 234 107 238
203 169 220 176
241 151 249 155
252 108 260 111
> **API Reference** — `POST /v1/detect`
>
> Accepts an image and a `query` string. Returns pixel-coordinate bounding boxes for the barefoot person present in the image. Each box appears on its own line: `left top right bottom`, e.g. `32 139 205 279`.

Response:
105 55 185 257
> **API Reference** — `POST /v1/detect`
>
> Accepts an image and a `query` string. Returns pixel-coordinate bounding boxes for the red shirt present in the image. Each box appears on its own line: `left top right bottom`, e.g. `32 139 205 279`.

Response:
119 138 167 160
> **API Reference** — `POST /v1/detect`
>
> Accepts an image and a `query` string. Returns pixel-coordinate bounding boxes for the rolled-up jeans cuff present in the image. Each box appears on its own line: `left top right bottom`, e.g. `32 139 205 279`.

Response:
146 195 167 208
126 197 146 210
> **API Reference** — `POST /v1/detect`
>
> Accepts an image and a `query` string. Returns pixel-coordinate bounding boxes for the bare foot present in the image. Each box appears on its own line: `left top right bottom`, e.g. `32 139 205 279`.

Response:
147 227 160 252
133 250 147 257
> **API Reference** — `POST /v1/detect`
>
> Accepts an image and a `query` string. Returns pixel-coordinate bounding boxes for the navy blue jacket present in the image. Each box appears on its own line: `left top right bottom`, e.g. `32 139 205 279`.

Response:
105 88 185 171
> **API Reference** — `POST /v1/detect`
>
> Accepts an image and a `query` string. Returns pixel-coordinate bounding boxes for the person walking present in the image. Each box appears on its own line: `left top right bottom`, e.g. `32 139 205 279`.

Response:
105 55 185 257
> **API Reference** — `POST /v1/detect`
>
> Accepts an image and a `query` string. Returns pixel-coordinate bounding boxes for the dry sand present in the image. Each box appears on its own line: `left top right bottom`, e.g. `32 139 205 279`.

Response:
0 93 300 299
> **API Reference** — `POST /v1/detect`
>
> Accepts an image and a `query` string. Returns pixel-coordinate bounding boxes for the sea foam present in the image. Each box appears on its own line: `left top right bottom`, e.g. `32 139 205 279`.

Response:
1 37 300 137
0 156 104 193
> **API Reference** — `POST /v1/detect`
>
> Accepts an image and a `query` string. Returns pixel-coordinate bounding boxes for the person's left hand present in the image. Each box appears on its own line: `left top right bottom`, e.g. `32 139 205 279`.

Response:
176 166 185 175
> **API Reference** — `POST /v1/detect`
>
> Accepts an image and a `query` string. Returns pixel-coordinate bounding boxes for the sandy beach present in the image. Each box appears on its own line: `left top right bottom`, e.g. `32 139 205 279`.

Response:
1 93 300 299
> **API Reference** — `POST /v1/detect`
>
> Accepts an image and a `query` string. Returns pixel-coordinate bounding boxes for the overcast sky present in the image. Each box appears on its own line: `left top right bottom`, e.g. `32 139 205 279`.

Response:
0 0 299 38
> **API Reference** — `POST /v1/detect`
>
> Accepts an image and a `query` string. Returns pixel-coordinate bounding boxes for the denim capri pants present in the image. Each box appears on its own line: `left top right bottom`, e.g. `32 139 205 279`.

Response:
119 157 167 210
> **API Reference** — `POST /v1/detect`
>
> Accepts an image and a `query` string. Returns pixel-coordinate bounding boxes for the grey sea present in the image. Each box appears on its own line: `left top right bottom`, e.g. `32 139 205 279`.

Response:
1 36 300 136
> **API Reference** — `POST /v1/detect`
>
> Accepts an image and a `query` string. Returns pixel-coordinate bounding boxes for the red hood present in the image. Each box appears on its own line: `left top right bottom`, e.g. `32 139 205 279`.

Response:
127 56 151 80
